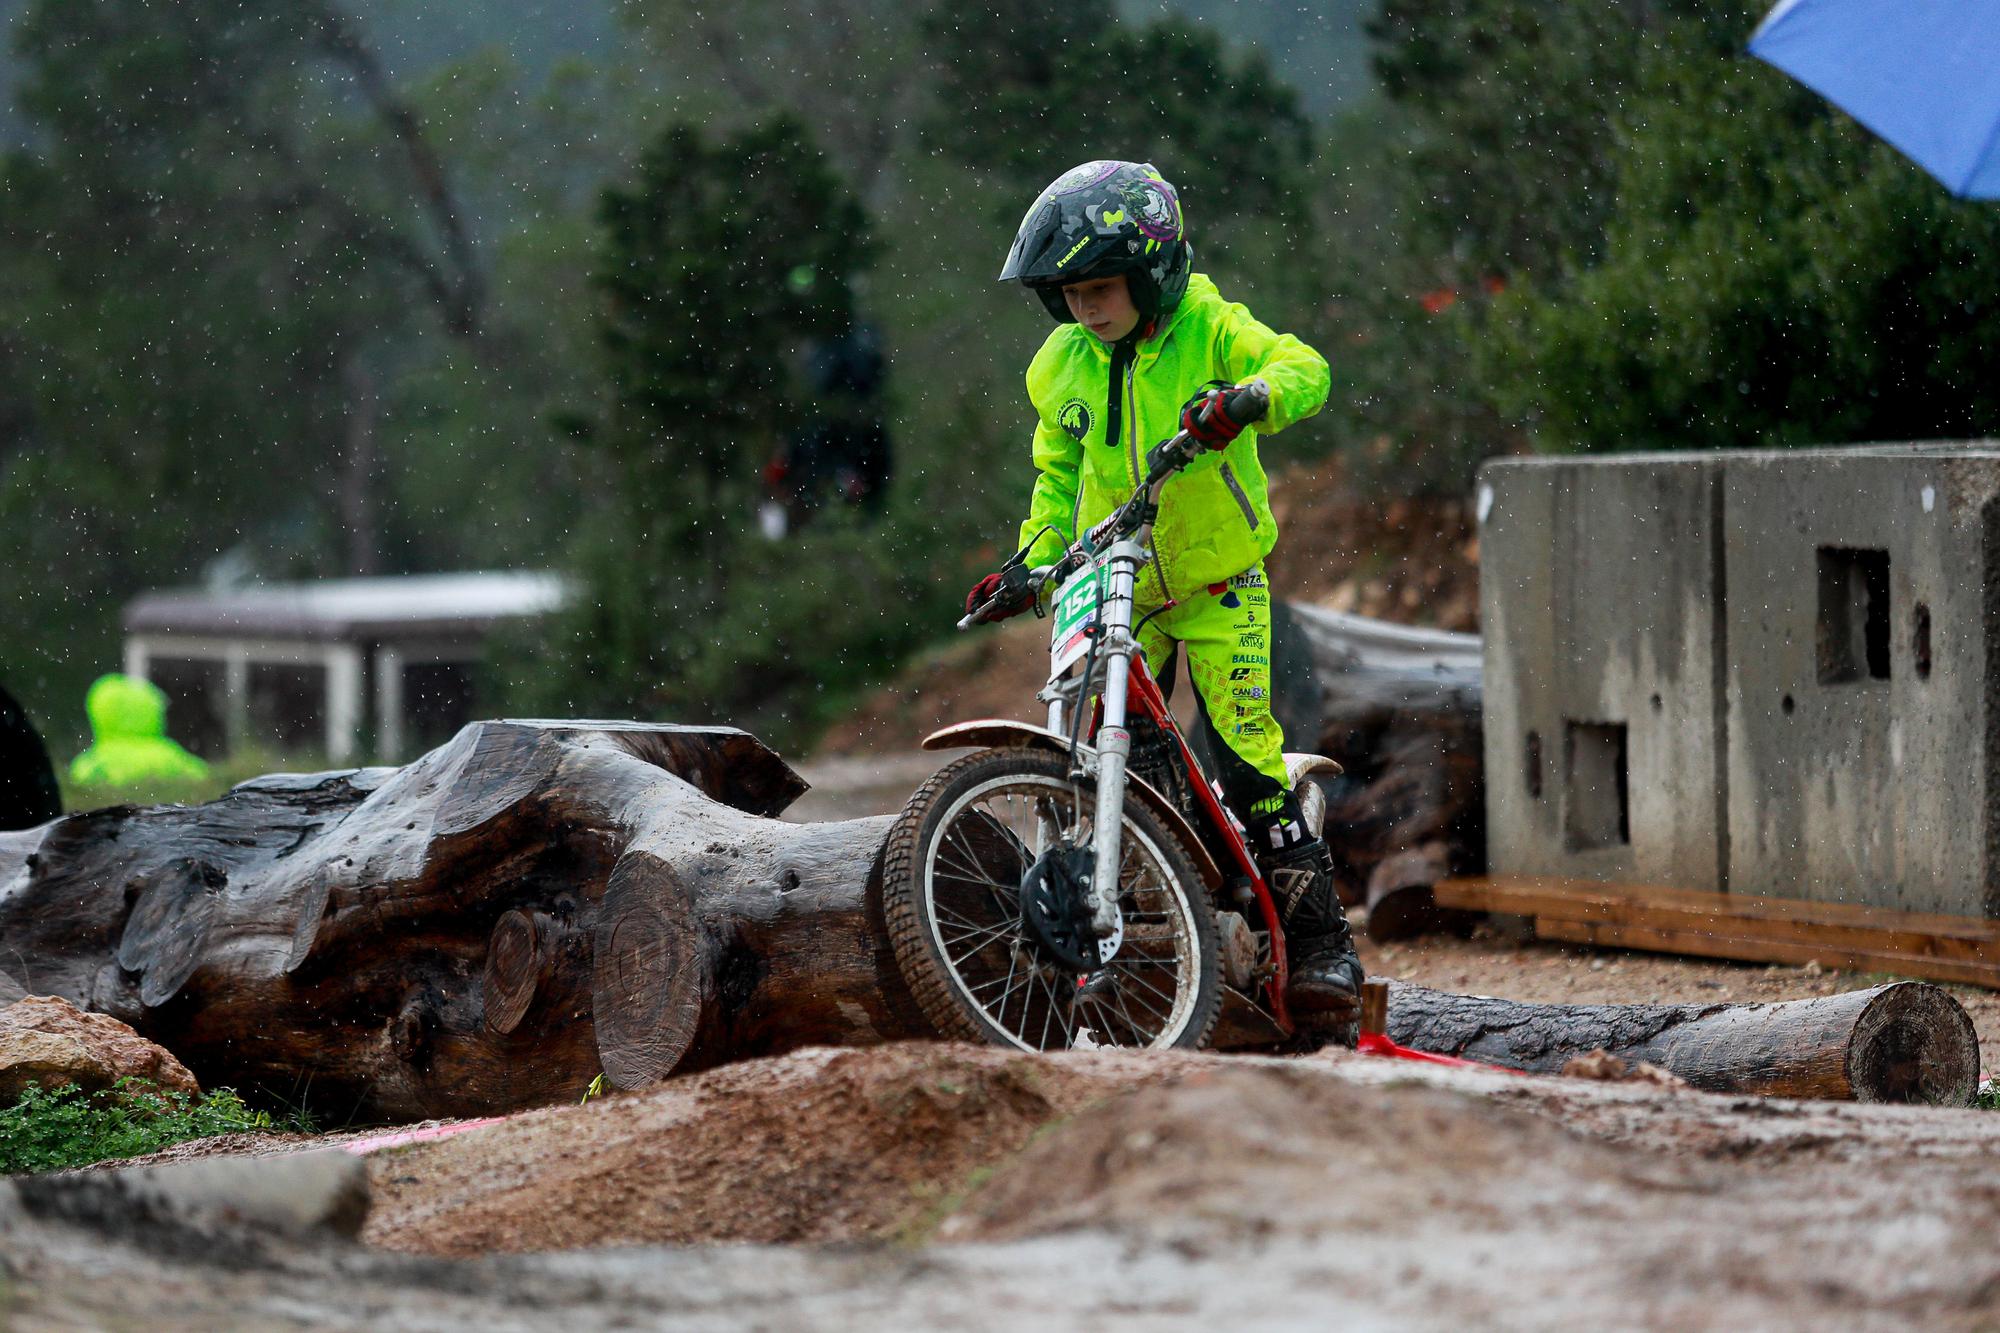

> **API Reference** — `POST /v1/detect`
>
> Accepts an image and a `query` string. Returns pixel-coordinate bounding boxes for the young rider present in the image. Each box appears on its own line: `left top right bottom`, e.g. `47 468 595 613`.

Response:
968 159 1364 1028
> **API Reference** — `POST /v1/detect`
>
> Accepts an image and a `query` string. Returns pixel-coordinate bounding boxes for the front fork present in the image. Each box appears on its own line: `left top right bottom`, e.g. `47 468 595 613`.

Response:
1083 546 1143 939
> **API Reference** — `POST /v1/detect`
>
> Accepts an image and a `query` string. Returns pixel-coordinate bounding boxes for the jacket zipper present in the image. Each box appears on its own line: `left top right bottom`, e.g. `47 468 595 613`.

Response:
1125 358 1172 603
1219 461 1259 530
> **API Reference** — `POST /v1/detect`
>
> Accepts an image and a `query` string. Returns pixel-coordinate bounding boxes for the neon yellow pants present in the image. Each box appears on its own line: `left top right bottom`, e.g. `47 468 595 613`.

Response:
1130 562 1288 815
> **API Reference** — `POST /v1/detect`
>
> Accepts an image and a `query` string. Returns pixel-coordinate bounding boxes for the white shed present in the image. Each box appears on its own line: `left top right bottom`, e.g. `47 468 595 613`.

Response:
121 571 571 764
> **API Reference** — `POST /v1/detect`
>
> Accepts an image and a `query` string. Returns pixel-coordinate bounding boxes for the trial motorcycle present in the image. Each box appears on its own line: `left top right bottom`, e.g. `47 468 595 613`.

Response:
879 381 1341 1049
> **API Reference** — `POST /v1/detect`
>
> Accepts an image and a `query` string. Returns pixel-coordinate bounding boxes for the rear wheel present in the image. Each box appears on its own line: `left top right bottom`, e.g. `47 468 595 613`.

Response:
882 747 1220 1050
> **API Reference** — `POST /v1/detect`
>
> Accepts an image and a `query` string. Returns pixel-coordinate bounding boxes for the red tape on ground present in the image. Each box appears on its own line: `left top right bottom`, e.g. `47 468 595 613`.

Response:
339 1117 507 1155
1357 1030 1523 1074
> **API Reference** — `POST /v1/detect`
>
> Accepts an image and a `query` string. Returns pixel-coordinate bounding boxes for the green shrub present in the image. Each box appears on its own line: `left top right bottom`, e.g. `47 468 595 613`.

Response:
0 1077 315 1175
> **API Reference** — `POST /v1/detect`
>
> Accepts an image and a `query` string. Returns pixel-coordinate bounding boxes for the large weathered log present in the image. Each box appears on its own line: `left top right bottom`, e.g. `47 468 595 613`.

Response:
1287 606 1486 932
1387 979 1979 1104
0 721 927 1123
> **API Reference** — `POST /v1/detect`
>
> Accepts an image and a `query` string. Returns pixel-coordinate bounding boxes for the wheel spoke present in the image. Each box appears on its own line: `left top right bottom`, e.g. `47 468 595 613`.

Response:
1116 979 1171 1028
935 843 1020 897
1110 983 1160 1039
934 903 1005 937
946 820 1020 887
1109 960 1184 1012
992 951 1021 1028
939 918 1013 957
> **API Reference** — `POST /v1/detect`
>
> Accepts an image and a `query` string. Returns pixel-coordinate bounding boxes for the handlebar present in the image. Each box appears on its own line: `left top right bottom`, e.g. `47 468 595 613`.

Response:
958 380 1271 629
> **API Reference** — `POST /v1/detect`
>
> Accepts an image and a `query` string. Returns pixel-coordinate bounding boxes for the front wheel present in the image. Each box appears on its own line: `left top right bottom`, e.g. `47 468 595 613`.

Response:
881 747 1221 1050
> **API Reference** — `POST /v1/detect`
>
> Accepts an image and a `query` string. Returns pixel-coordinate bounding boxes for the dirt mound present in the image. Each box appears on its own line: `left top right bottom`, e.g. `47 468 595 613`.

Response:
940 1059 1634 1245
363 1043 1201 1256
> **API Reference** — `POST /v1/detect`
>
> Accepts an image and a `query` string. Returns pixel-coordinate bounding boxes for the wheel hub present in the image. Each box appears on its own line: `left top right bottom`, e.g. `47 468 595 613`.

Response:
1019 845 1122 972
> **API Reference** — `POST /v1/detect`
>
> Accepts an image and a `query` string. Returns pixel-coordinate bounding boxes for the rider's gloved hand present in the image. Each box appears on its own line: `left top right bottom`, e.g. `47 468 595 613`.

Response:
965 571 1031 621
1181 384 1249 451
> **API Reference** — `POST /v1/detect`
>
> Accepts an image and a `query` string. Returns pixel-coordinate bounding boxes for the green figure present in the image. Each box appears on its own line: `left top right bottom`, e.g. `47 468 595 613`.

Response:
69 674 210 787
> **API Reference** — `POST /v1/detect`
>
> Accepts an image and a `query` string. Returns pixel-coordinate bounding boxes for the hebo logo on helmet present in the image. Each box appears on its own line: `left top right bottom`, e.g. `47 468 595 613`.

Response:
1059 234 1092 265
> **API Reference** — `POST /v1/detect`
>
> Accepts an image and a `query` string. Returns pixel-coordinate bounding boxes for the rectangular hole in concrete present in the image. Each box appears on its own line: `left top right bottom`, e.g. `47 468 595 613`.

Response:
1564 720 1629 851
1816 547 1890 684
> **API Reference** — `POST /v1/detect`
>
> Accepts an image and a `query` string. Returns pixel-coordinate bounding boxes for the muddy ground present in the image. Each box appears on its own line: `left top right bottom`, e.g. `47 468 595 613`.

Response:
9 1027 2000 1331
11 484 2000 1329
9 902 2000 1331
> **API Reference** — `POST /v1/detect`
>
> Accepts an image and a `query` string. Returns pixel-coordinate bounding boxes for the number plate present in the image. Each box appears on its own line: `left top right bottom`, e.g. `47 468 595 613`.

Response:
1049 564 1102 677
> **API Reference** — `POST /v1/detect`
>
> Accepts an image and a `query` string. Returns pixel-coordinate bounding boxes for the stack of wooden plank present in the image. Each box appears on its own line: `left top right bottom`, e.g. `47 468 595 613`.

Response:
1431 876 2000 990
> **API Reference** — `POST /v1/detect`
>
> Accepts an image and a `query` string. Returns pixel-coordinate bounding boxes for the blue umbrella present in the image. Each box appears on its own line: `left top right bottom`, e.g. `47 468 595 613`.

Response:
1750 0 2000 198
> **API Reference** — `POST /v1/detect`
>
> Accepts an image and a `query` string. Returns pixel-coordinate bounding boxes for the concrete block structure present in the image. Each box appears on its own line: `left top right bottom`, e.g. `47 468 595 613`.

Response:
1479 445 2000 918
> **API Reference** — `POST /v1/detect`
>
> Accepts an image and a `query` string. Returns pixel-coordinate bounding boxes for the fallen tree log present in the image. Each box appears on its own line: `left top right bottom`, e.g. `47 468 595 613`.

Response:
1386 979 1979 1104
1286 606 1486 933
0 721 928 1123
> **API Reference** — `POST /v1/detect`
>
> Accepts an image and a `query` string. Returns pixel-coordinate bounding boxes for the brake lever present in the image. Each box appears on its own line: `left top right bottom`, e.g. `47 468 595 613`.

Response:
956 561 1040 630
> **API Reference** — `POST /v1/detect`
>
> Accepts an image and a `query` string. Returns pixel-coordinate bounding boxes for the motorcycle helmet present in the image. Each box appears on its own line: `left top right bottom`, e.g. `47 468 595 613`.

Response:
998 160 1193 325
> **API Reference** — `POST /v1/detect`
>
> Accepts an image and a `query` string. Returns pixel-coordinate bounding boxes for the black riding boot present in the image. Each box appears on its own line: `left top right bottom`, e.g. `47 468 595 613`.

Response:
1247 798 1364 1029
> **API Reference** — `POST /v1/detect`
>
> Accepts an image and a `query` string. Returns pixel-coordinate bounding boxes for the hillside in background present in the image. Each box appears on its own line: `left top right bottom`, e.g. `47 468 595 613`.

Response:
1118 0 1377 116
0 0 1373 148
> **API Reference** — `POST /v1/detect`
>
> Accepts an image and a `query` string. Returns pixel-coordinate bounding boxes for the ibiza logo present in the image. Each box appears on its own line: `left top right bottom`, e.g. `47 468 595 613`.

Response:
1058 398 1093 443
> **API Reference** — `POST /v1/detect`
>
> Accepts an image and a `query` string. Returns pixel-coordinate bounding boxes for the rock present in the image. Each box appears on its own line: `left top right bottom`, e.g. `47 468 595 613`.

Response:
0 995 199 1101
0 1030 111 1101
11 1148 370 1245
1560 1049 1690 1089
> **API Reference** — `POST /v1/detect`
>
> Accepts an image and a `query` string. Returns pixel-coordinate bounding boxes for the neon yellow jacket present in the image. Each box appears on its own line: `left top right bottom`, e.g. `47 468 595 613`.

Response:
1017 272 1329 602
69 674 210 788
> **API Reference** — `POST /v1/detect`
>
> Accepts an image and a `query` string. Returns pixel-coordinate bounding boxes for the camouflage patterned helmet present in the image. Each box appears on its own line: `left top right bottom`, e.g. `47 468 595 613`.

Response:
998 160 1193 325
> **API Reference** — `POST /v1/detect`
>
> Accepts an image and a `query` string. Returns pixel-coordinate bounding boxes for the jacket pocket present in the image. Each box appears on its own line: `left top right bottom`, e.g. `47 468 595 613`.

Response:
1219 461 1259 531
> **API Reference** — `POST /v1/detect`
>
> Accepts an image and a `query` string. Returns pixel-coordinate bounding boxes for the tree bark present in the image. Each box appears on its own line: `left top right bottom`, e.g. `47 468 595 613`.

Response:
1386 980 1980 1105
1286 605 1486 934
0 721 926 1123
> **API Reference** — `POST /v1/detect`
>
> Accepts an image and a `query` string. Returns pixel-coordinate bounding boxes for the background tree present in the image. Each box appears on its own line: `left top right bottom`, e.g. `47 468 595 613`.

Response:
1478 11 2000 451
524 116 931 738
1342 0 2000 483
0 0 490 741
0 0 1353 761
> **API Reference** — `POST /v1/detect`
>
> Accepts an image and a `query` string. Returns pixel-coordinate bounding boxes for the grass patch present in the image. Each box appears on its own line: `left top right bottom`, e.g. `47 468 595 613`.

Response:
0 1078 317 1175
1975 1080 1999 1112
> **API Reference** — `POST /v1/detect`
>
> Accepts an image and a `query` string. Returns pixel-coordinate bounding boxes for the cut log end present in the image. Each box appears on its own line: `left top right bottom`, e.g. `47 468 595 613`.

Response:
1847 982 1981 1105
590 852 706 1090
482 910 548 1036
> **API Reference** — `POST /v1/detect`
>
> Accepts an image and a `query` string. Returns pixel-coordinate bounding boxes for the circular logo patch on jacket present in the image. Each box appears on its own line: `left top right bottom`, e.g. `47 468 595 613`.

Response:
1058 399 1093 442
